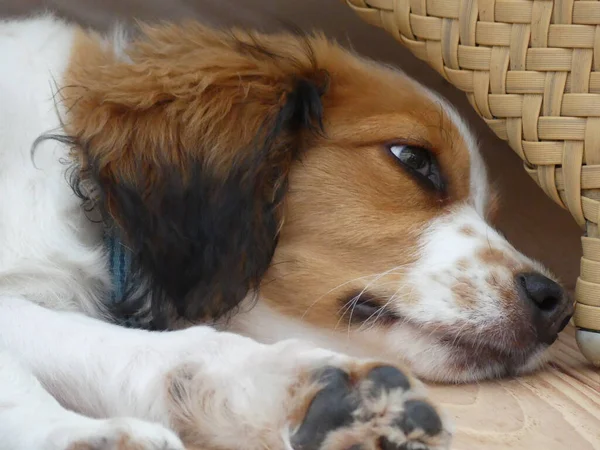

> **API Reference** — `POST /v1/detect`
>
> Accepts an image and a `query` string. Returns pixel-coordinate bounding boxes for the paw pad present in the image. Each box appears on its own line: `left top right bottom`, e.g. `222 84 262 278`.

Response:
291 365 450 450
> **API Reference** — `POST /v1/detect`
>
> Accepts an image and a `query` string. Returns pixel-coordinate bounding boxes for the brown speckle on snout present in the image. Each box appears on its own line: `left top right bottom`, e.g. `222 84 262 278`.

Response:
458 225 477 237
477 247 526 273
451 276 478 309
477 247 510 265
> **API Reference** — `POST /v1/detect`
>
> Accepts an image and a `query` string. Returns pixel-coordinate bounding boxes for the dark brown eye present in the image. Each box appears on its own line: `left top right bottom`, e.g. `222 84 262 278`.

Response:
388 145 445 193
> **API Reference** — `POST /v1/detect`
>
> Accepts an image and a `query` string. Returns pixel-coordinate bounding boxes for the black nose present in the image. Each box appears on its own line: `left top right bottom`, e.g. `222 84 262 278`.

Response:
516 273 572 345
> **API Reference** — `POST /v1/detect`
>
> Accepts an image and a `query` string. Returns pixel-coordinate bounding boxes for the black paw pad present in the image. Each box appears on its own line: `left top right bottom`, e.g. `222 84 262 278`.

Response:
291 367 359 450
400 400 443 437
365 365 411 397
379 436 401 450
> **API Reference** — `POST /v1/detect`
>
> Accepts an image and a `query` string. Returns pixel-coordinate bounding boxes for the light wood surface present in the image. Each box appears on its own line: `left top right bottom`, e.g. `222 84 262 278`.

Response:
427 325 600 449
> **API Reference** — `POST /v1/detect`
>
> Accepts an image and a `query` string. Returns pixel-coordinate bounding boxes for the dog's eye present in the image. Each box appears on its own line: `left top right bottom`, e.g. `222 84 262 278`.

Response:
388 145 445 193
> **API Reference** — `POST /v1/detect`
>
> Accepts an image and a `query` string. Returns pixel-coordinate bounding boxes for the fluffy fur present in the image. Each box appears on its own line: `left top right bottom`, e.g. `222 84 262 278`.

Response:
0 13 573 450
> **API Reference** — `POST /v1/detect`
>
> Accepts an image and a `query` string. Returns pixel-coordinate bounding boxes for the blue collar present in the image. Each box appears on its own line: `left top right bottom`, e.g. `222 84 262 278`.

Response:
104 227 133 304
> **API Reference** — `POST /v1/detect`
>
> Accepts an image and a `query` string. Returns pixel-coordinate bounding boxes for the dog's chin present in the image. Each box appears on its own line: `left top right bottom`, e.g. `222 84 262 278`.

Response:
430 340 550 384
391 323 551 383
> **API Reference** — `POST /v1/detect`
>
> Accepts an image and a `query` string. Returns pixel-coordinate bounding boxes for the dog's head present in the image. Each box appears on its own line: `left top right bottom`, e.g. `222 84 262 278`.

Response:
64 23 573 382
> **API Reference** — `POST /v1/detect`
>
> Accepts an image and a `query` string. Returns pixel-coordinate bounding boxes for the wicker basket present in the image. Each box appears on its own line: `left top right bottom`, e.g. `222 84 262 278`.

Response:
345 0 600 364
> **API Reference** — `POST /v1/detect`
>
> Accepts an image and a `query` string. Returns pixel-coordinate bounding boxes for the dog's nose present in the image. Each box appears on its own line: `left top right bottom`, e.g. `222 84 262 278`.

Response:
516 272 573 345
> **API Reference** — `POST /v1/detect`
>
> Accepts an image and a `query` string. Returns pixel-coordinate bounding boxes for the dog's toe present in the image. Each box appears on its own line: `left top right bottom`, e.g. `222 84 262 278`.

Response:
401 400 443 438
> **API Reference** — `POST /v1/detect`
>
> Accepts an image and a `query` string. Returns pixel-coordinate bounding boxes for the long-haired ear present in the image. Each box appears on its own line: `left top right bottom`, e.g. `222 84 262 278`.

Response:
63 28 329 327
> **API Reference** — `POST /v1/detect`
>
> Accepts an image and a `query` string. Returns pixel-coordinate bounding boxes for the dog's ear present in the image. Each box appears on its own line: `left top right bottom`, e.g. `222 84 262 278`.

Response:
63 26 329 326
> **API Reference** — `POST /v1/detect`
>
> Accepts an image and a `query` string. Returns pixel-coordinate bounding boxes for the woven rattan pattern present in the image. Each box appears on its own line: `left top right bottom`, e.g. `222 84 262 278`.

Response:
346 0 600 333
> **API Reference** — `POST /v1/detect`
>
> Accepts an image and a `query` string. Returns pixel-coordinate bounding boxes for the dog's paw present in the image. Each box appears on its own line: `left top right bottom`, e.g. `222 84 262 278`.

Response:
48 417 184 450
161 335 449 450
289 363 450 450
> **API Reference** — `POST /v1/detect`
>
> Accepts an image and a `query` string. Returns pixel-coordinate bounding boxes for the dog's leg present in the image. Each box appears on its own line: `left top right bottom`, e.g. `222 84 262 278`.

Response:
0 346 184 450
0 298 184 450
0 296 451 450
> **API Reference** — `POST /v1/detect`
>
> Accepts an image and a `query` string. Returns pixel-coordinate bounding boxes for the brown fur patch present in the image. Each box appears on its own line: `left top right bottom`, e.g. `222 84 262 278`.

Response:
458 225 476 237
477 247 512 267
451 277 478 309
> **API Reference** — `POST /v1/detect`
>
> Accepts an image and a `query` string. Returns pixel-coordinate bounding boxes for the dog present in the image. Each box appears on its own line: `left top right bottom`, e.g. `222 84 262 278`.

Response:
0 13 574 450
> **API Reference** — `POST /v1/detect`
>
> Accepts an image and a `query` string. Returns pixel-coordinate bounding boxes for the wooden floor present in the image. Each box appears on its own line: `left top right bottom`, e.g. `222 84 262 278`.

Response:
426 326 600 449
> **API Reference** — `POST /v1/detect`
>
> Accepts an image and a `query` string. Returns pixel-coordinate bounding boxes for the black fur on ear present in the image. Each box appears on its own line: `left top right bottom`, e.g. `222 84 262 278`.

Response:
94 72 328 329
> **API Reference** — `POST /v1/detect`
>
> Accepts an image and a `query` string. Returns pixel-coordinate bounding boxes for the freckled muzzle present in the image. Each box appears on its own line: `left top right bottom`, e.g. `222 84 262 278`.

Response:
398 205 576 380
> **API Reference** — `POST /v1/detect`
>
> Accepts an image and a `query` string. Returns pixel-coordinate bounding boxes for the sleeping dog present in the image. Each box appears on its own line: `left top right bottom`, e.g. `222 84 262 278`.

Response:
0 14 573 450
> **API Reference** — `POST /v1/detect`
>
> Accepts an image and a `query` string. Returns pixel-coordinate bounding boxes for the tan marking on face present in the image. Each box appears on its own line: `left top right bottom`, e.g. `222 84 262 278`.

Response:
477 247 513 267
452 277 478 309
458 225 476 237
480 255 527 310
478 248 531 280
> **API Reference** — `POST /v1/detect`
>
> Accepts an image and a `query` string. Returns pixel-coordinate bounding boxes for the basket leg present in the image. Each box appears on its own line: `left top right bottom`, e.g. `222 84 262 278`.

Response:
576 329 600 365
575 234 600 366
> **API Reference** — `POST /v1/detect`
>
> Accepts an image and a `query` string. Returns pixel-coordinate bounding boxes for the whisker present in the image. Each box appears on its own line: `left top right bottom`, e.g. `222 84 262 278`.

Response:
300 273 381 321
345 266 409 337
358 282 416 332
300 265 409 322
